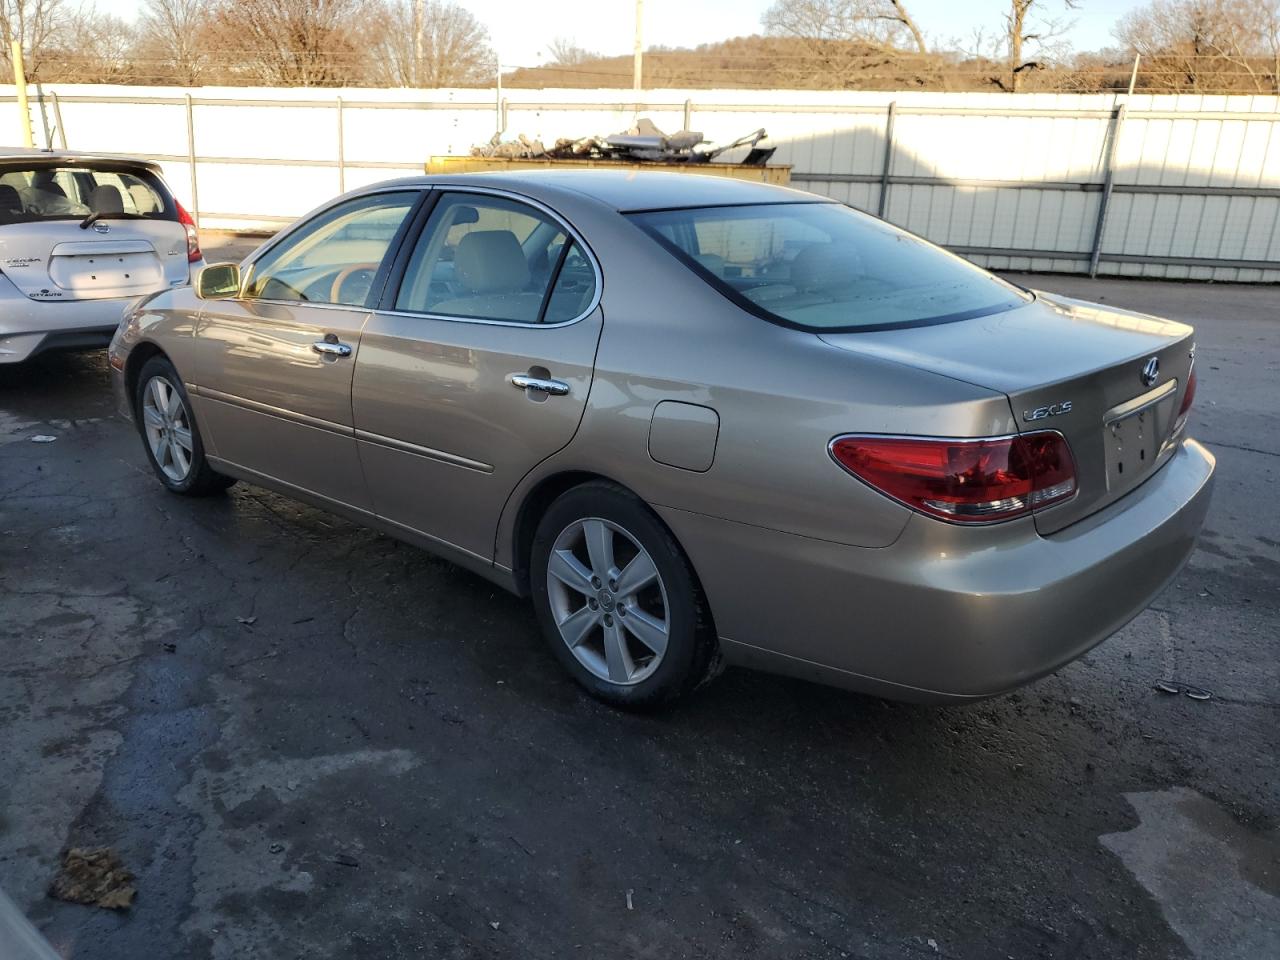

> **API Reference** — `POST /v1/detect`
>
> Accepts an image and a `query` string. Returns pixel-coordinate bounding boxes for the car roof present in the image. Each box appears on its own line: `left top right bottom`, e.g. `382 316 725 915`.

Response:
400 169 825 212
0 147 162 172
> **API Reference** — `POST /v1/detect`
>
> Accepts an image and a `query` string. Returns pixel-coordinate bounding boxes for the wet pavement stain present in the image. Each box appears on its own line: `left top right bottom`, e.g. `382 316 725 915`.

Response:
1101 788 1280 960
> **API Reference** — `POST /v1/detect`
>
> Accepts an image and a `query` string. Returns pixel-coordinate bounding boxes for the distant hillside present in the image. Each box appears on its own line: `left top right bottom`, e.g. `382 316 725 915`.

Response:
501 35 1138 93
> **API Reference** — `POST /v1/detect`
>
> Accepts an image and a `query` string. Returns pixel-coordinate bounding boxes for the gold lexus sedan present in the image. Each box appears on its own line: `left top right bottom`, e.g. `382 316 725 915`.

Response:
109 172 1215 707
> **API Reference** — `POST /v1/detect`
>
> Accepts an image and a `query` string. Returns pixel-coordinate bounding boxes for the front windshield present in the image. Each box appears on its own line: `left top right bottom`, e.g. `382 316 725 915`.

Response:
628 202 1031 332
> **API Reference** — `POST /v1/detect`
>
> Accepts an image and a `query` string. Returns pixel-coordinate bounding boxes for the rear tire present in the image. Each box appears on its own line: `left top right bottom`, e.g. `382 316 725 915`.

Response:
530 481 719 707
134 356 235 497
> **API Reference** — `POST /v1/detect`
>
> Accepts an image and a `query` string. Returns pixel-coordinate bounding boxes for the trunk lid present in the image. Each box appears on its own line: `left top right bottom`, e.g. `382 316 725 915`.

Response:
0 220 189 302
820 292 1195 534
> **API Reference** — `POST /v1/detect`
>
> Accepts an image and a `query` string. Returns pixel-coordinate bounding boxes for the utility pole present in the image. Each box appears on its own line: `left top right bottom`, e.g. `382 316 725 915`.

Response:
11 41 33 148
632 0 643 96
1126 53 1141 97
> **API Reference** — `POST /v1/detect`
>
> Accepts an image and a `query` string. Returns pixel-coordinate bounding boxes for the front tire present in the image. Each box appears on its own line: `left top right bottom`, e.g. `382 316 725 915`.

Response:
530 481 719 707
134 356 235 496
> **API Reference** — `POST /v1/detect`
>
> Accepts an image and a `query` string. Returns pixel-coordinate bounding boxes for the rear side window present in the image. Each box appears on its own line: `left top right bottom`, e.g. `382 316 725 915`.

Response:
394 193 596 325
0 164 173 224
629 202 1030 332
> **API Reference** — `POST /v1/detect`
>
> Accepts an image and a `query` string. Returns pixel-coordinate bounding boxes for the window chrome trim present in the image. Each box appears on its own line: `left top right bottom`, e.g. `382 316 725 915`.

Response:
230 182 603 327
382 184 603 329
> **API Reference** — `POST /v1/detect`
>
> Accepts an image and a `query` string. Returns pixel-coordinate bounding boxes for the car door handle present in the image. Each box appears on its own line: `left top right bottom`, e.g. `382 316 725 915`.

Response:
312 340 353 358
510 374 570 396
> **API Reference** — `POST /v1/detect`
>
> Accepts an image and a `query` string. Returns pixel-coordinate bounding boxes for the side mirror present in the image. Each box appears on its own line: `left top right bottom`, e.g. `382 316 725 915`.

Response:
196 262 240 299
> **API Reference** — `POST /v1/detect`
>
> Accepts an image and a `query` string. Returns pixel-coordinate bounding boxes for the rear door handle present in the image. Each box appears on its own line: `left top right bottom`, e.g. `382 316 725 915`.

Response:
312 340 353 358
510 374 570 396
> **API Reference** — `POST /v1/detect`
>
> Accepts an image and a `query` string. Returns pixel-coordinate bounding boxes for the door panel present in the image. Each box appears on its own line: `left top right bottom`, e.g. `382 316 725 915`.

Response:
192 189 421 510
194 301 372 508
353 308 602 559
352 190 603 561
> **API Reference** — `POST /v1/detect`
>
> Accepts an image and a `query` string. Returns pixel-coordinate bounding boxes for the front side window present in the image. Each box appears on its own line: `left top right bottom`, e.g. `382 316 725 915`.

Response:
0 164 172 224
629 202 1030 332
245 191 418 306
395 193 595 324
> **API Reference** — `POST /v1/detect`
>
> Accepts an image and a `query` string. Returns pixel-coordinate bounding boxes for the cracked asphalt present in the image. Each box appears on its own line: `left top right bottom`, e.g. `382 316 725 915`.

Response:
1 241 1277 959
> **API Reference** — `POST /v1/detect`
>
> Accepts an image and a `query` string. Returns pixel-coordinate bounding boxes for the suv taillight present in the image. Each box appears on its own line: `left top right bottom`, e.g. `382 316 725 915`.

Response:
176 200 201 263
830 432 1077 524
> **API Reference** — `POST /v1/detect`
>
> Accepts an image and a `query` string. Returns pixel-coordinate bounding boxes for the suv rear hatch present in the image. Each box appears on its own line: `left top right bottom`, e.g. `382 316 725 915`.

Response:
0 157 192 302
820 292 1196 534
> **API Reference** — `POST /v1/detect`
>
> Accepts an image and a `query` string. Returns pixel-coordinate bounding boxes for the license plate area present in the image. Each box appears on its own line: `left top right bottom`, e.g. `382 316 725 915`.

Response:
1103 382 1178 493
49 251 164 295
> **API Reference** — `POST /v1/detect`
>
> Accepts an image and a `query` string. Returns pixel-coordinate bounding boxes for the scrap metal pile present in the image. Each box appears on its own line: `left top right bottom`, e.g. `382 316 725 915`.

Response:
472 118 775 166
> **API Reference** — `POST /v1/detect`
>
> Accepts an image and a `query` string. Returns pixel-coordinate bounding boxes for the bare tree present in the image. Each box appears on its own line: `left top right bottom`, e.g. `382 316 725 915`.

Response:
546 36 597 66
204 0 375 86
999 0 1078 92
135 0 208 85
367 0 494 87
761 0 932 87
763 0 927 53
1116 0 1280 93
48 8 136 82
0 0 71 78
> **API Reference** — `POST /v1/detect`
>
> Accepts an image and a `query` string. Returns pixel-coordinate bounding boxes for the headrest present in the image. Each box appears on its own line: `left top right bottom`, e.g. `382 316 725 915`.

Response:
454 230 530 294
789 243 861 293
88 184 124 214
0 184 21 210
128 183 157 214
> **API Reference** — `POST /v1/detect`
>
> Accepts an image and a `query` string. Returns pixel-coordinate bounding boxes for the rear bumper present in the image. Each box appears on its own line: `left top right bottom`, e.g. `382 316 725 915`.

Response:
660 438 1216 702
0 280 137 363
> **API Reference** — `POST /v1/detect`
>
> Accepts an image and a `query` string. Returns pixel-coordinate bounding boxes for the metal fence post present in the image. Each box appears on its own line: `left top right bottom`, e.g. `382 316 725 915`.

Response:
683 98 692 131
48 89 66 148
184 93 200 227
1089 102 1126 277
877 100 897 219
336 96 345 194
34 82 52 148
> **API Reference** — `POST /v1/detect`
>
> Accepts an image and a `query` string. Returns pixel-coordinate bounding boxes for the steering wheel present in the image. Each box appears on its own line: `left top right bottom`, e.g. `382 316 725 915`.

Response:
329 262 380 303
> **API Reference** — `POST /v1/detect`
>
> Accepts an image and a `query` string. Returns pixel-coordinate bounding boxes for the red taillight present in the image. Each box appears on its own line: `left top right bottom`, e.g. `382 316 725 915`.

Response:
176 200 201 263
830 432 1077 524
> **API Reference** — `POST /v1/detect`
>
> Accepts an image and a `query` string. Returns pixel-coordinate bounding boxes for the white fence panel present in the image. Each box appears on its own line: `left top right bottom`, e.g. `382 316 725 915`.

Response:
0 84 1275 280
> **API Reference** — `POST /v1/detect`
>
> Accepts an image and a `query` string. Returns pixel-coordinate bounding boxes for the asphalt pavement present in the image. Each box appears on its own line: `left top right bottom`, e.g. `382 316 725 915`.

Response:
1 249 1276 959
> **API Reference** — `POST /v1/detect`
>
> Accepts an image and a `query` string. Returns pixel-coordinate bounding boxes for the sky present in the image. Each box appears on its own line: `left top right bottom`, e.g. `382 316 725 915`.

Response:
97 0 1146 69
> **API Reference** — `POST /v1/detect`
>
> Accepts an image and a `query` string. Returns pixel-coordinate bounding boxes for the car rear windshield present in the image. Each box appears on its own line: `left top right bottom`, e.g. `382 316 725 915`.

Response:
628 202 1031 332
0 164 175 225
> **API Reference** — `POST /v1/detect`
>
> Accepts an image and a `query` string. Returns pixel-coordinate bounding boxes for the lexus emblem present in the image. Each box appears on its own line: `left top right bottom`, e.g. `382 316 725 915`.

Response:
1141 356 1159 387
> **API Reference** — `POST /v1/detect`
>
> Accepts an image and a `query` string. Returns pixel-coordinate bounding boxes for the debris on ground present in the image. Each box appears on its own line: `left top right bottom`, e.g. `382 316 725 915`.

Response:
1154 680 1212 701
472 118 773 166
329 853 359 868
29 435 57 443
235 616 257 626
489 921 500 930
626 888 634 910
48 847 135 910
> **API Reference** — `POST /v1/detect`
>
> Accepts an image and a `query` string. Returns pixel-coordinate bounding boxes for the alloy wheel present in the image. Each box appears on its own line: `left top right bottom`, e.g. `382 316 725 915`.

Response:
546 517 670 685
141 376 194 483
